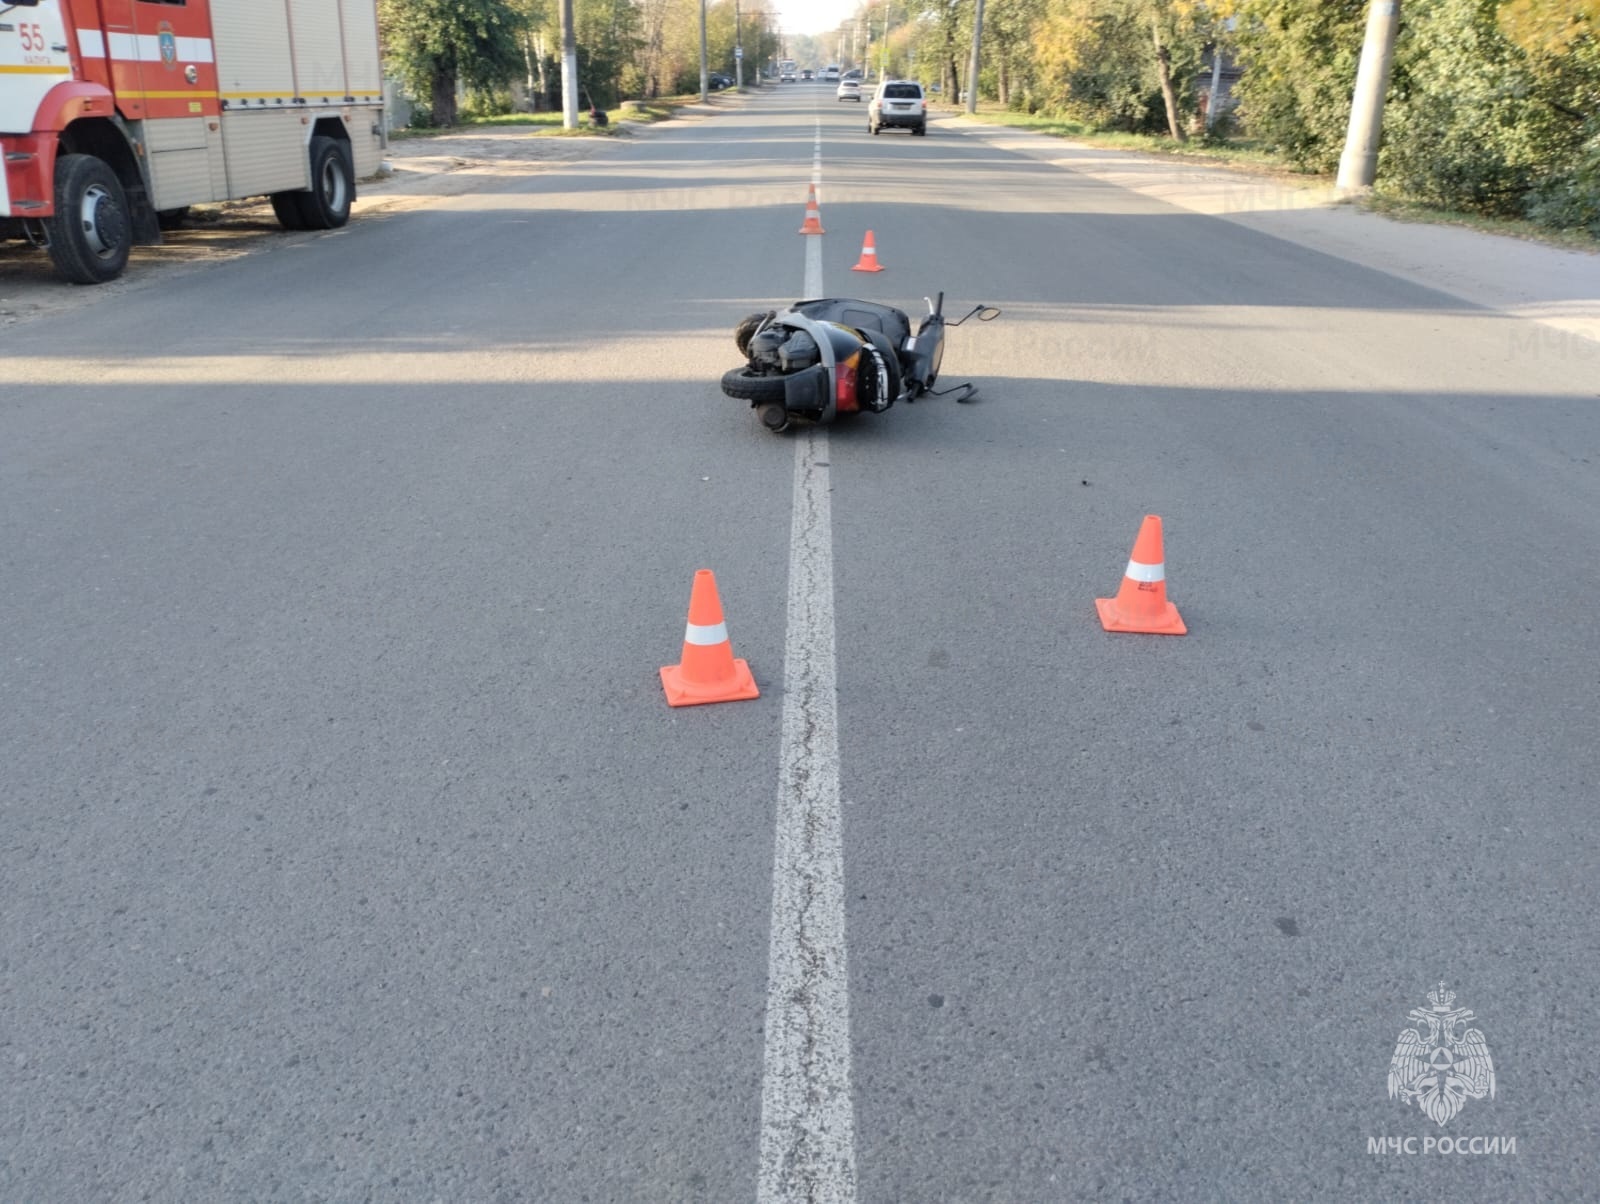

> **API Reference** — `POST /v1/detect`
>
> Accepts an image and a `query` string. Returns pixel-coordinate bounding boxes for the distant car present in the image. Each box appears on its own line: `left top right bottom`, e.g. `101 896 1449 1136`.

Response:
708 72 733 90
836 79 862 102
801 69 814 81
868 79 927 135
823 66 841 83
843 69 863 81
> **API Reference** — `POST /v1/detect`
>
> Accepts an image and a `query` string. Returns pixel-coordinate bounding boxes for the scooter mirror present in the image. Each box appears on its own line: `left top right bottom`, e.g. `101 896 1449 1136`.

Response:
948 303 1001 327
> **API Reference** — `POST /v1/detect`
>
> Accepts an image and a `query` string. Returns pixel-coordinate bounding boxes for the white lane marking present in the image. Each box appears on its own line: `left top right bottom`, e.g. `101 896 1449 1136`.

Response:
813 126 824 202
757 123 858 1204
804 205 823 298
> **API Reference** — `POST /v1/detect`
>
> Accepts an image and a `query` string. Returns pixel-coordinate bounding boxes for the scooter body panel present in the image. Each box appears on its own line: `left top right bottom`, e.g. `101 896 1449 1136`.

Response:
903 313 946 394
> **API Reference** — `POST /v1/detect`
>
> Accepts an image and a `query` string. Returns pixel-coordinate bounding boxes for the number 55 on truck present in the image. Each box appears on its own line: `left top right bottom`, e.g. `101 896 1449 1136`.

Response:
1 0 385 283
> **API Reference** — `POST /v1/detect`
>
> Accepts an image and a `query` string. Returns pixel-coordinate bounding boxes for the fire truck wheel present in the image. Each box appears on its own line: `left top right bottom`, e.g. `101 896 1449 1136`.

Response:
44 155 132 285
297 137 355 230
270 192 309 231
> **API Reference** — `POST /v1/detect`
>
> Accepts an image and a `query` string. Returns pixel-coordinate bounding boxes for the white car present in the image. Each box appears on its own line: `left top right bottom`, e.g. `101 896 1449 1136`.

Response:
868 80 927 136
822 66 841 83
836 79 862 102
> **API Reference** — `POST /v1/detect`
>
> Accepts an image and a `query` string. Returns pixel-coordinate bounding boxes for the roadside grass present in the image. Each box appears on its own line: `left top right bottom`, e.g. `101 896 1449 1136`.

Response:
953 106 1291 172
387 91 731 140
954 104 1599 251
1359 191 1600 251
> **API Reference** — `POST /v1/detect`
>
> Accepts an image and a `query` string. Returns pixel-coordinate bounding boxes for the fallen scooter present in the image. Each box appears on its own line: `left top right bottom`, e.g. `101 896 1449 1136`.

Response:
720 293 1000 433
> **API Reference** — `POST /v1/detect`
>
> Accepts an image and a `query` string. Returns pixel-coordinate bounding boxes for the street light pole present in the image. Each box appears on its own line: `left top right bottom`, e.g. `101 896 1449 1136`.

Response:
735 0 743 88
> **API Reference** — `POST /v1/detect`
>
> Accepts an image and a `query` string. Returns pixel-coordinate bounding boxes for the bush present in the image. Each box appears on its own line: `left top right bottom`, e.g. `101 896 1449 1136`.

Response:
1200 105 1242 145
1231 0 1368 171
1380 0 1541 214
1525 124 1600 233
462 89 516 119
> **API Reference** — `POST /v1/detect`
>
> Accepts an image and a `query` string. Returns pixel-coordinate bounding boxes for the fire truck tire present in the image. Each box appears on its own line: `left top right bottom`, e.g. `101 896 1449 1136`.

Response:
44 155 132 285
296 137 355 230
271 192 309 231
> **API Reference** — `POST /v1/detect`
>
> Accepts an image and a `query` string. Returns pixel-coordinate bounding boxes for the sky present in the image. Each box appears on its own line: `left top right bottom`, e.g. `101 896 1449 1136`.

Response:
772 0 866 36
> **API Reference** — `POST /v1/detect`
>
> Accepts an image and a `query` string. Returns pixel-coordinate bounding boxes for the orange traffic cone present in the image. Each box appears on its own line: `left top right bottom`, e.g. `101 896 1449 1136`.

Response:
1096 515 1187 635
851 230 885 272
660 569 761 706
798 184 825 235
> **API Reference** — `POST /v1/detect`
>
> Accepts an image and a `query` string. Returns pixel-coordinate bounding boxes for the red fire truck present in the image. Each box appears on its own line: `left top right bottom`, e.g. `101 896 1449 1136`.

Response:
1 0 384 283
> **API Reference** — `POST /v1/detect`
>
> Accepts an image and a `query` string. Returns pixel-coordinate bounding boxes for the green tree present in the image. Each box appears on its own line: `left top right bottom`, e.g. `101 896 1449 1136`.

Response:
983 0 1049 106
507 0 556 109
572 0 644 107
379 0 528 126
1030 0 1195 132
633 0 678 97
1229 0 1367 168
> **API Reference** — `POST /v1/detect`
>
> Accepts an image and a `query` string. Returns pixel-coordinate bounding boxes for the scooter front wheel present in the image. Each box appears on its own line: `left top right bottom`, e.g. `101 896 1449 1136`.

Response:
720 366 790 404
734 311 776 358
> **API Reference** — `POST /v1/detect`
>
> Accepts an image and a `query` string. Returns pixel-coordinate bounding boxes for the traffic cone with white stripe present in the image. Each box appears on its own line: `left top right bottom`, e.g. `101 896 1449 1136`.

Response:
798 184 825 235
661 569 760 706
1096 515 1187 635
851 230 885 272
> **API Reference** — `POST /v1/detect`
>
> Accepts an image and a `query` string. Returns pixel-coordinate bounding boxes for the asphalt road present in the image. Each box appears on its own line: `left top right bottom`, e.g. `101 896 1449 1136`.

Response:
4 86 1598 1201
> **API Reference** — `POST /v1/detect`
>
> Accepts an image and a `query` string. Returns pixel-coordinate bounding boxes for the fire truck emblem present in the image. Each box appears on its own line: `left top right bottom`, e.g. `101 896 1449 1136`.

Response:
159 25 177 69
1387 982 1496 1127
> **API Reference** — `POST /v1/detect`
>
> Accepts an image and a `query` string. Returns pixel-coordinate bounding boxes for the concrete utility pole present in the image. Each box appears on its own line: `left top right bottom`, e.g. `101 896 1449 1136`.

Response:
1337 0 1401 193
965 0 985 114
1205 46 1224 130
880 1 890 79
560 0 578 128
699 0 709 101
